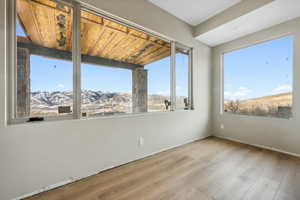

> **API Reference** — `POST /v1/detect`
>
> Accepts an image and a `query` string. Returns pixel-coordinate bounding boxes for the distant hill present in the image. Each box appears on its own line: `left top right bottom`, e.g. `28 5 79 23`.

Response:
31 90 132 109
30 91 182 115
224 92 292 118
239 92 292 106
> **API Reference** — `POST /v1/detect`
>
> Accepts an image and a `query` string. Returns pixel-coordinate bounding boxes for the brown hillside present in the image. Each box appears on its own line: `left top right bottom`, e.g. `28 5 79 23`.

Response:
224 92 293 118
239 92 292 107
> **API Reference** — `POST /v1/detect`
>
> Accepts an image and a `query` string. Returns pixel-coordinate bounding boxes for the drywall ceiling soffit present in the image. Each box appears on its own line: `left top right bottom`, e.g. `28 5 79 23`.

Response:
194 0 300 46
148 0 242 26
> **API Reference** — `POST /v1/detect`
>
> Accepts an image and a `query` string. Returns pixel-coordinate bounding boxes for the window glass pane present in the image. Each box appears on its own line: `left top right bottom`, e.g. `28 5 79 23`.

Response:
80 10 171 117
175 48 189 110
145 56 171 112
16 0 73 118
81 64 132 117
224 36 293 118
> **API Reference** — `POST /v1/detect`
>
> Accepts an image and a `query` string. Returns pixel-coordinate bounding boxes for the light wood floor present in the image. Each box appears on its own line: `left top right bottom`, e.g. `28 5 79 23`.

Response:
25 137 300 200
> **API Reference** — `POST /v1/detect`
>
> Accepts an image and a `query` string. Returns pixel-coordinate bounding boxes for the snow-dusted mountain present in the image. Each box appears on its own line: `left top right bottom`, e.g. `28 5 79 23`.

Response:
31 90 131 107
30 91 185 115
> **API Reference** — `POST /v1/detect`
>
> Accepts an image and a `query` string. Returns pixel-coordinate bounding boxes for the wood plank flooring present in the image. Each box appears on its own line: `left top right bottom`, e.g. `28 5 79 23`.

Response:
25 137 300 200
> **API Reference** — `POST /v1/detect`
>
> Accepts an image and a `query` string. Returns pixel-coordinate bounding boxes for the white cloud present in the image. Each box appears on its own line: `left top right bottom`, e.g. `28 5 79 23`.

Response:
57 84 65 89
272 84 292 94
224 87 252 100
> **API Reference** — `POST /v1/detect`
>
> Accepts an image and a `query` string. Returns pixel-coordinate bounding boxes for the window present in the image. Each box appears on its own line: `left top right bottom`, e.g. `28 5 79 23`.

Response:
223 36 293 119
145 56 171 112
175 45 191 110
15 0 73 118
80 9 171 116
8 0 193 123
81 64 132 117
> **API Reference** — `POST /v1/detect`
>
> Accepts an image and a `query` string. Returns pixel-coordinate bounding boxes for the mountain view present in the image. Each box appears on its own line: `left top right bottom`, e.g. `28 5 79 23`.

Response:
30 91 182 117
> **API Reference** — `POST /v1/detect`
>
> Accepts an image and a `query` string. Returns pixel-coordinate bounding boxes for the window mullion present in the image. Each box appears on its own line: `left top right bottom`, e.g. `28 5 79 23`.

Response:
8 0 17 122
171 41 176 111
73 2 81 119
188 49 193 110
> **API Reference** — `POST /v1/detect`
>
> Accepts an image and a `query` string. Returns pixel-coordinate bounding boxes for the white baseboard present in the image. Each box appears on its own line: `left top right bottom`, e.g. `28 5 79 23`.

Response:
215 135 300 158
13 134 211 200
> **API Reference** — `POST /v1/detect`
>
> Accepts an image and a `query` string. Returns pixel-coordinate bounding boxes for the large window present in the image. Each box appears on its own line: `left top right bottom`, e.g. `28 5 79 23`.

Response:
223 36 293 119
15 0 73 118
8 0 192 123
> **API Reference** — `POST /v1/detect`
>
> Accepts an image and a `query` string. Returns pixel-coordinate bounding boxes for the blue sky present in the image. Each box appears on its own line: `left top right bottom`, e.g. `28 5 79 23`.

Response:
17 22 189 96
17 21 26 36
29 55 188 96
224 36 293 100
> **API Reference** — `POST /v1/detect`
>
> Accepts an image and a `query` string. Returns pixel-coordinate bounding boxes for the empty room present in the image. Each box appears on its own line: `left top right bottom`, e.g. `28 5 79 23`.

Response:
1 0 300 199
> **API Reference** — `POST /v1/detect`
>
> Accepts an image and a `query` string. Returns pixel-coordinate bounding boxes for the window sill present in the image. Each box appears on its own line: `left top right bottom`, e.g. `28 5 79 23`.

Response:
81 109 192 121
7 109 195 126
221 112 293 121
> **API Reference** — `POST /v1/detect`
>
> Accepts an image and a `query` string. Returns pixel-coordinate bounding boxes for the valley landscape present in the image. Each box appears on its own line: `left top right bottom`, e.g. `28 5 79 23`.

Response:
30 91 184 117
224 92 292 118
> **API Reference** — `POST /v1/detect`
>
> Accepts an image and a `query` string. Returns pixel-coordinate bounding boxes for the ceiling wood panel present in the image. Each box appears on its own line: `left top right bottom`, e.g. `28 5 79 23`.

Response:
17 0 171 66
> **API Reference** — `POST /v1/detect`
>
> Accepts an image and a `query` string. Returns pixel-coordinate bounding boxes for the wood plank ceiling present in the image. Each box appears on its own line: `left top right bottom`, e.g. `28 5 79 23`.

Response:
17 0 171 66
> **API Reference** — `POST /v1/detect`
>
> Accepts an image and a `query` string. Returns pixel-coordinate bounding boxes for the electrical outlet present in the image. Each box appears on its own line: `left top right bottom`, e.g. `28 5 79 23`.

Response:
138 137 144 147
220 124 224 129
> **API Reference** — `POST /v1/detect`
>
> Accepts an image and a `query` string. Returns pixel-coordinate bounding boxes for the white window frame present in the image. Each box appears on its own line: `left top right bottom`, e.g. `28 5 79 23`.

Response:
174 42 193 110
6 0 194 125
220 34 294 119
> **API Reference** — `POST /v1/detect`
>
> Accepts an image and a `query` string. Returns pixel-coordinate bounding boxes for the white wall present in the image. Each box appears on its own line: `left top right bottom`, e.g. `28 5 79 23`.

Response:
0 0 212 199
212 17 300 155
